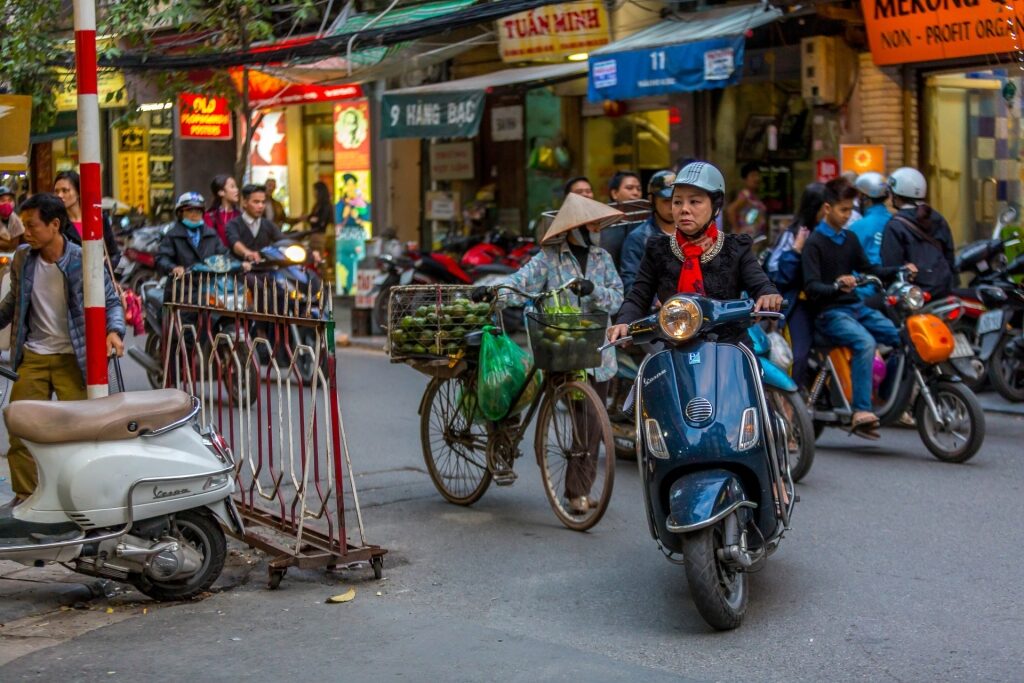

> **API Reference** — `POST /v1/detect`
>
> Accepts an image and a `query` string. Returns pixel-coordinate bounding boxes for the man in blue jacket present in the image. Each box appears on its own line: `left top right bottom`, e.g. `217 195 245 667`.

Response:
0 193 125 507
848 172 892 267
618 170 675 293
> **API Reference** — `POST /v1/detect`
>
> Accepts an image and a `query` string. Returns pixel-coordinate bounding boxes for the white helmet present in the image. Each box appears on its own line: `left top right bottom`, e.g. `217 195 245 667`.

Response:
855 172 888 199
888 167 927 200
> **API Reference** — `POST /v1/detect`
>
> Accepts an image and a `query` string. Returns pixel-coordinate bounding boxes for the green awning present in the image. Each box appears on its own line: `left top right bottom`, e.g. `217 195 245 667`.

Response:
30 111 78 144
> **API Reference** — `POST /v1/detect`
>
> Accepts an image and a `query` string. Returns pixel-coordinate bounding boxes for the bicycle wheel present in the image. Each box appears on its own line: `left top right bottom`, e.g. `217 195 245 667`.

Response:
534 380 615 531
420 377 492 505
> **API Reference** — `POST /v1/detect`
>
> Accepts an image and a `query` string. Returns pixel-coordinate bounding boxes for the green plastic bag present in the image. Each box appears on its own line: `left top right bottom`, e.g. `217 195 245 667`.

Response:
476 326 532 421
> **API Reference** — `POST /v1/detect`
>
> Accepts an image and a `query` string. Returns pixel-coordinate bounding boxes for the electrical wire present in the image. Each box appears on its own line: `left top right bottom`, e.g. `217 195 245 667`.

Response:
54 0 572 71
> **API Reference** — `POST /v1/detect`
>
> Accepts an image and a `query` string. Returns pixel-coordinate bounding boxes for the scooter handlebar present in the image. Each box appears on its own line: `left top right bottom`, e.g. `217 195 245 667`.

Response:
0 366 19 382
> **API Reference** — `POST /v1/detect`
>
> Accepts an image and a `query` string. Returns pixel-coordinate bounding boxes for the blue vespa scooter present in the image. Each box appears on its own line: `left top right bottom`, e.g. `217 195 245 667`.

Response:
604 294 797 630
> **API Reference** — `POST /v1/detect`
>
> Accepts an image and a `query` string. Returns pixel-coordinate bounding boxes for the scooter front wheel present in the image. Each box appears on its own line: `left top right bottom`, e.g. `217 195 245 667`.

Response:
130 509 227 601
915 381 985 463
681 523 748 631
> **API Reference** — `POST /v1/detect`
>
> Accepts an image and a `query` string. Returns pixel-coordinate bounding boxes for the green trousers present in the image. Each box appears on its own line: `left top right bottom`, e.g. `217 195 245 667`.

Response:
6 350 86 496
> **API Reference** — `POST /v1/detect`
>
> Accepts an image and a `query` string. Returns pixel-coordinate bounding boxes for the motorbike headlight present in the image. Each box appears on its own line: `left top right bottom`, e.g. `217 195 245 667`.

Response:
902 285 925 311
658 296 703 341
283 245 307 263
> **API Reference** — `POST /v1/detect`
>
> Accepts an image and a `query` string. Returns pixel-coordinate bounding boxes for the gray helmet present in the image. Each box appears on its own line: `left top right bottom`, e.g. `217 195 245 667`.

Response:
674 162 726 197
647 170 677 199
0 186 12 199
855 172 889 199
174 191 205 213
888 167 927 200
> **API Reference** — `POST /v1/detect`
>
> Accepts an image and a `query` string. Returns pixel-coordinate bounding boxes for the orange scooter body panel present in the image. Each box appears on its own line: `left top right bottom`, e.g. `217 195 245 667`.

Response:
828 348 854 402
906 313 954 364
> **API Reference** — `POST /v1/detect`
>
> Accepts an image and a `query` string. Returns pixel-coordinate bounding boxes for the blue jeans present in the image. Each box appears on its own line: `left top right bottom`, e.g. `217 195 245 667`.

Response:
817 303 900 412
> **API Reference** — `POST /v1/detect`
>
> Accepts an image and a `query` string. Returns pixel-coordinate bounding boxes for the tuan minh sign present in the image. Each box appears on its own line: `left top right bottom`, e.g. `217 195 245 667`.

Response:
863 0 1020 65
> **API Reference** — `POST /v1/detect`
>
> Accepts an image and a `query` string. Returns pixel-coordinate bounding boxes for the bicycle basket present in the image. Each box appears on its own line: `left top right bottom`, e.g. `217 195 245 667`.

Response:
387 284 495 361
526 311 608 372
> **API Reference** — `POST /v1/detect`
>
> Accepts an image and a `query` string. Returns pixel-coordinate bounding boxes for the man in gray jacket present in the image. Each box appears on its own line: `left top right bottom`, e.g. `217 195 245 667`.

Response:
0 193 125 506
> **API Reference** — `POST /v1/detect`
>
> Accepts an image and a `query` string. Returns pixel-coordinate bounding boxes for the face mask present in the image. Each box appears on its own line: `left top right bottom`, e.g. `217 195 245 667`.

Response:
182 218 204 229
0 202 12 220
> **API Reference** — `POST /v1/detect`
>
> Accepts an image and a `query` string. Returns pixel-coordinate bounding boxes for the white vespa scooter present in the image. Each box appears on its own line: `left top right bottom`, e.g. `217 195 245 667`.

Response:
0 371 243 601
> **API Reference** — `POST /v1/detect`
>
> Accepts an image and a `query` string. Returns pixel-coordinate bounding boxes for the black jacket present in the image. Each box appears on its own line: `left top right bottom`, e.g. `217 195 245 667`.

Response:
155 221 231 275
225 214 285 254
880 208 956 298
616 232 778 343
802 227 900 310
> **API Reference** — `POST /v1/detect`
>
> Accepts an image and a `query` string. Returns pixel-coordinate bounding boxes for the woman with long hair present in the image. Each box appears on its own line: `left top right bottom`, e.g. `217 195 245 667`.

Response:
766 182 827 385
203 174 240 247
53 170 121 265
306 180 335 262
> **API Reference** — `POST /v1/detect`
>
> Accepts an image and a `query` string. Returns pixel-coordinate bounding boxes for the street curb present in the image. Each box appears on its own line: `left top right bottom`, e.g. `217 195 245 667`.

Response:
336 334 387 353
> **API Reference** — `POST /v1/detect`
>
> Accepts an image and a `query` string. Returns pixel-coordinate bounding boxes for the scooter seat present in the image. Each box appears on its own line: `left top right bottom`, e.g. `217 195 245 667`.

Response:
4 389 195 444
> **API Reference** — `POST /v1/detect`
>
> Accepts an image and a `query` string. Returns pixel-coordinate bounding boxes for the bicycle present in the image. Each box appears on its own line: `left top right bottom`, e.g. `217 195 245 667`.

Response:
415 279 615 531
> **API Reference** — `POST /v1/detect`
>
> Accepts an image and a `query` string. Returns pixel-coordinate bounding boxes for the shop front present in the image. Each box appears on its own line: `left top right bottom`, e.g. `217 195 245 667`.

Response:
862 0 1022 245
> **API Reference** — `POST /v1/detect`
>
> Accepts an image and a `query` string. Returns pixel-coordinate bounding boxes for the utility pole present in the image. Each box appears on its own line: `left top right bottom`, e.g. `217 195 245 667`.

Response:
73 0 109 398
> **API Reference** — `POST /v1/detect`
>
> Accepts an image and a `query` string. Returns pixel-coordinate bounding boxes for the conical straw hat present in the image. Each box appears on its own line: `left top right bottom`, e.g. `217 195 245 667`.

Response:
541 192 625 244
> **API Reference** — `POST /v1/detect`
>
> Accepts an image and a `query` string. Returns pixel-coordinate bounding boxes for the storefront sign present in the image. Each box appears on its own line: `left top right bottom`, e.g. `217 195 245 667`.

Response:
231 69 363 109
54 40 126 112
118 151 149 214
816 157 840 183
429 142 475 181
249 110 290 214
0 95 32 172
491 105 524 142
334 100 373 293
862 0 1020 66
178 94 233 140
498 1 611 62
588 36 745 102
840 144 886 175
381 91 485 139
425 191 460 221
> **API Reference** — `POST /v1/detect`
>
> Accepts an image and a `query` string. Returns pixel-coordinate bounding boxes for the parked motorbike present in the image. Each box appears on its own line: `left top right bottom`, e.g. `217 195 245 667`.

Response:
116 222 171 291
604 295 795 630
974 256 1024 401
806 270 985 463
461 230 538 271
0 374 243 601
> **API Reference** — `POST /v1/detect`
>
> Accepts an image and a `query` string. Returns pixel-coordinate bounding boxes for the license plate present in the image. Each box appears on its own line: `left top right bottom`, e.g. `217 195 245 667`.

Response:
977 310 1004 335
951 333 975 359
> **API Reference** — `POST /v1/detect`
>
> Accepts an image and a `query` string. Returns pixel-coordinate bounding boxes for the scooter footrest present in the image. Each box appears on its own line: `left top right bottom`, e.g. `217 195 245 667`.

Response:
0 518 82 546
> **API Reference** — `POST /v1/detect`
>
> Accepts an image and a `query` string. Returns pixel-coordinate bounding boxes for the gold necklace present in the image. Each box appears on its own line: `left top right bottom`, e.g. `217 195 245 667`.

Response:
670 229 724 265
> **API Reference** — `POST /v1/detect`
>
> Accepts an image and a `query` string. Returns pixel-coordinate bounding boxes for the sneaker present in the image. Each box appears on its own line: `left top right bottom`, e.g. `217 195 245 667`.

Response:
567 496 590 515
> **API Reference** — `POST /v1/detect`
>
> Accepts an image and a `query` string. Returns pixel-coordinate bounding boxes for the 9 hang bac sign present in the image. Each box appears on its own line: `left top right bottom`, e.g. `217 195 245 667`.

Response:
179 94 233 140
863 0 1021 66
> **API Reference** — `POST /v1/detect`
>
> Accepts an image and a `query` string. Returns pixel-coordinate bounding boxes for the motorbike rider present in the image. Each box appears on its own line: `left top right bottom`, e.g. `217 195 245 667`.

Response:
618 170 676 294
608 171 643 203
848 172 892 268
225 183 287 263
610 161 782 345
0 185 25 251
489 192 624 516
0 193 125 510
801 178 917 434
881 167 956 299
156 192 251 286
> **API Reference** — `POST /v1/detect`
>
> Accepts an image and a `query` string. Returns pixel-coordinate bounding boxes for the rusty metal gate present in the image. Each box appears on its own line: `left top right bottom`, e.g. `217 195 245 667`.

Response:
160 271 386 587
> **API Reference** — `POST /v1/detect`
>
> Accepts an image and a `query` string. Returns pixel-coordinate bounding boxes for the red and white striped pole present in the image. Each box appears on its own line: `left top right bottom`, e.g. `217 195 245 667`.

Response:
73 0 109 398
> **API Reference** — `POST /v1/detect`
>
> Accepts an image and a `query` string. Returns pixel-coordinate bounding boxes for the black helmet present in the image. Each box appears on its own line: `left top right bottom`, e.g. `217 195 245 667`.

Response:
647 170 677 199
0 186 13 199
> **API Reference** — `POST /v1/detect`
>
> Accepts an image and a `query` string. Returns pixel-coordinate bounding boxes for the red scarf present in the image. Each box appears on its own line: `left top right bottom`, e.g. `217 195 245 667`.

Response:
675 225 719 295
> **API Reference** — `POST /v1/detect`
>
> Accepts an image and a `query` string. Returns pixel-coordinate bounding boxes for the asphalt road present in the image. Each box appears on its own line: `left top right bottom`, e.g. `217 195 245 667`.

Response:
2 345 1022 682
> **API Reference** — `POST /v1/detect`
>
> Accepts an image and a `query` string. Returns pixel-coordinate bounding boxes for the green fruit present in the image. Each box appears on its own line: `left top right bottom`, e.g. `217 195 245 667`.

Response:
391 329 406 343
453 297 472 308
471 302 490 316
400 316 416 330
411 344 426 354
416 305 432 318
450 326 466 339
409 316 427 329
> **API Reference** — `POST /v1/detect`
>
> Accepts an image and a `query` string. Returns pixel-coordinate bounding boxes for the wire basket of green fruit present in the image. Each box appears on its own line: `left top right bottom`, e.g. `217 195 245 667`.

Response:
526 310 608 372
387 285 496 361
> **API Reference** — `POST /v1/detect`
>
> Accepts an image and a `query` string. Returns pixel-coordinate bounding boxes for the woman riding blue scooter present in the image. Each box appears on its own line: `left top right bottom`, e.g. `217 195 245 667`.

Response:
606 162 792 630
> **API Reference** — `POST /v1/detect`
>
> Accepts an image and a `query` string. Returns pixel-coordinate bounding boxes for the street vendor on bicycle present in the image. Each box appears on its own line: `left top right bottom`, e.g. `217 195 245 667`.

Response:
609 161 782 344
487 192 625 515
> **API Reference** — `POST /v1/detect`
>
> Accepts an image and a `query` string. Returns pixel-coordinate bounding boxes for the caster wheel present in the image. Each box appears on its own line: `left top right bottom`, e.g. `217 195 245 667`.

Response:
268 568 287 590
371 556 384 580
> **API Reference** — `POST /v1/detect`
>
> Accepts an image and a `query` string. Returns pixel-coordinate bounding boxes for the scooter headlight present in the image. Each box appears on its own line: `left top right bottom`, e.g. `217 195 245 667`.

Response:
283 244 308 263
901 285 925 311
658 296 703 341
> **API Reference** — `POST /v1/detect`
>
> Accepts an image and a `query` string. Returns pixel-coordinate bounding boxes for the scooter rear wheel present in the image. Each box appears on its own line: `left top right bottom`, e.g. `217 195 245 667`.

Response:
681 522 748 631
766 387 815 483
130 509 227 602
534 380 614 532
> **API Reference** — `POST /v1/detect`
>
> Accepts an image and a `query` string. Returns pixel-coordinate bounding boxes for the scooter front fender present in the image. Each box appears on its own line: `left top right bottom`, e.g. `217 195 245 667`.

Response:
666 469 756 533
758 357 797 392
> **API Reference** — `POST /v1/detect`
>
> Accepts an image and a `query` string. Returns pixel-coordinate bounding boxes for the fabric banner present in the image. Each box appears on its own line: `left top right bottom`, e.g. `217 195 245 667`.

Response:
0 95 32 172
381 91 485 139
587 35 745 102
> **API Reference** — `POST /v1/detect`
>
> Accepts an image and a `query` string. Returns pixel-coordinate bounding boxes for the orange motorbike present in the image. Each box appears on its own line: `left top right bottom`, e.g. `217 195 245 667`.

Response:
806 270 985 463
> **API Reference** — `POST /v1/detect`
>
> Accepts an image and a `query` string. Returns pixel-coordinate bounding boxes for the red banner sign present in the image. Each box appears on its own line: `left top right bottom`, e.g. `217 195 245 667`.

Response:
178 93 233 140
232 69 364 110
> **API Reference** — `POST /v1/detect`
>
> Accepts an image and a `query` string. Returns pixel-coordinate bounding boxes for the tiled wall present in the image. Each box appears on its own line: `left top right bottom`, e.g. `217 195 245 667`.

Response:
969 71 1021 216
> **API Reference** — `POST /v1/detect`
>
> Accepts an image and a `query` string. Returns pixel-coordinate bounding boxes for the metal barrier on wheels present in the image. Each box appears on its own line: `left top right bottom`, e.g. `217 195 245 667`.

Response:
162 272 386 587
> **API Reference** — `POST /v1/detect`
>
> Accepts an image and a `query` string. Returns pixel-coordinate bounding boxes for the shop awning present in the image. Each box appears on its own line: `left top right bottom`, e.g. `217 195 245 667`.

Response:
587 3 783 102
29 111 79 144
382 62 588 139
